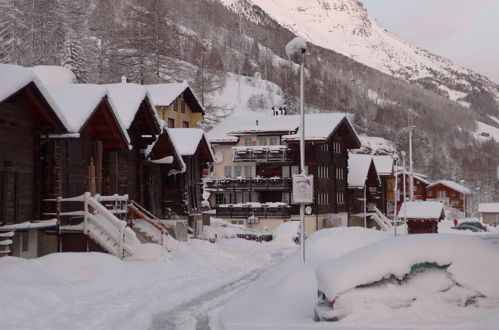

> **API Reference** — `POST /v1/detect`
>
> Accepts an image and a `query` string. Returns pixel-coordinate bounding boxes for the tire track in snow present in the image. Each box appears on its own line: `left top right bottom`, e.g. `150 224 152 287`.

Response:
149 249 290 330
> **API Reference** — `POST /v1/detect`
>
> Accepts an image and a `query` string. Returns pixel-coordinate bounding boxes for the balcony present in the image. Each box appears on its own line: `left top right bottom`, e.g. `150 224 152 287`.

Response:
205 177 292 191
216 202 291 218
232 145 292 163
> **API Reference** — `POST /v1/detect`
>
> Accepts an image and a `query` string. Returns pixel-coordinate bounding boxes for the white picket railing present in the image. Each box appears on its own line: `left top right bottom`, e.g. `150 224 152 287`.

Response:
371 206 392 231
54 193 138 259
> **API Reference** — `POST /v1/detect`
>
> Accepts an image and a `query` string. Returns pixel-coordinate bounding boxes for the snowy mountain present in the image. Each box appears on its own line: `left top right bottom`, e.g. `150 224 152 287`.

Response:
221 0 499 113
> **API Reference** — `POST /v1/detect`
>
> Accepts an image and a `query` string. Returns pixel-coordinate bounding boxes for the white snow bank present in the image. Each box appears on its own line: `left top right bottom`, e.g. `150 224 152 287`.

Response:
126 243 169 262
272 221 300 247
30 65 77 85
316 234 499 301
353 135 397 156
221 228 388 328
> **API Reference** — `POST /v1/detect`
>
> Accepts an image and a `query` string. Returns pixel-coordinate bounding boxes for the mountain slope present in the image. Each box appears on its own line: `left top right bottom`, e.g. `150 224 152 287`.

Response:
221 0 499 115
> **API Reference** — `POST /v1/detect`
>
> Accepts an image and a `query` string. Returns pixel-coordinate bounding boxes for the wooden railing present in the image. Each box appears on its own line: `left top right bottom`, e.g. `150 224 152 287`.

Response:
232 147 292 163
205 177 292 191
216 204 291 218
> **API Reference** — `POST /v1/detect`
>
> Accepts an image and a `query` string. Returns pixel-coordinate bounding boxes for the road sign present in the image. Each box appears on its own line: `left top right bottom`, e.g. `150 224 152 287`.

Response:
292 174 314 204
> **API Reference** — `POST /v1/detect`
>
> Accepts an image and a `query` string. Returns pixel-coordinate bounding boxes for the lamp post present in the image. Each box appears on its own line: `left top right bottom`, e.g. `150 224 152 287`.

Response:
363 184 367 228
401 151 407 205
460 179 466 218
392 154 399 236
286 37 308 264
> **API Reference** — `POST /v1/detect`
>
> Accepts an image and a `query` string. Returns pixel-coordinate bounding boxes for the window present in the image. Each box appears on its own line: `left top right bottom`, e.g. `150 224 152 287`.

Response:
427 191 433 197
451 191 456 196
22 231 29 252
243 165 252 177
168 118 175 128
333 141 341 153
320 143 329 151
234 166 242 177
181 100 186 113
232 220 244 225
215 194 226 205
269 136 279 145
244 137 252 146
224 166 232 177
173 99 178 111
336 191 345 204
182 121 189 128
369 186 377 193
438 191 446 198
318 165 329 178
336 167 344 179
282 166 290 178
282 192 290 204
259 136 267 145
291 166 299 175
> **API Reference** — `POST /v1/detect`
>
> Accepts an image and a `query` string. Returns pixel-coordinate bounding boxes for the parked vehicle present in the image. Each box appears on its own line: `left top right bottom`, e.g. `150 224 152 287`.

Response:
452 222 486 232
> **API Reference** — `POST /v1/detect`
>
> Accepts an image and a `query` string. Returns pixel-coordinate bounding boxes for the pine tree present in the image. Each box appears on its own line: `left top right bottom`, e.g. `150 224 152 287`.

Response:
62 30 87 82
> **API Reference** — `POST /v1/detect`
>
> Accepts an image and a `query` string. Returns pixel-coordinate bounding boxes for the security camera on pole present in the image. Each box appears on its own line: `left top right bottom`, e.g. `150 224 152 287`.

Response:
286 36 311 264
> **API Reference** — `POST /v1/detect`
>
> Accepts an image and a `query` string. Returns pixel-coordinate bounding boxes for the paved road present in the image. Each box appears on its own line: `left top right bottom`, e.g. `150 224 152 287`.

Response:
149 249 291 330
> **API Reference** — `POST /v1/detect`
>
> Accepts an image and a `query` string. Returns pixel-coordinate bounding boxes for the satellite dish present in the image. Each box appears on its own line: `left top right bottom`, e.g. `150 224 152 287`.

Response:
214 151 224 164
305 206 312 215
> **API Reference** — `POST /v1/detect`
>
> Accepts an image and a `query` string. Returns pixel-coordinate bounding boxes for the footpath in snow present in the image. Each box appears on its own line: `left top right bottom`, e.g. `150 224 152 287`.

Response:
0 237 296 330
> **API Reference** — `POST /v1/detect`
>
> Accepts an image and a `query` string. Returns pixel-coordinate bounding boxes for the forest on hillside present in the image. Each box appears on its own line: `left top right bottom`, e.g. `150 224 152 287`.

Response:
1 0 498 199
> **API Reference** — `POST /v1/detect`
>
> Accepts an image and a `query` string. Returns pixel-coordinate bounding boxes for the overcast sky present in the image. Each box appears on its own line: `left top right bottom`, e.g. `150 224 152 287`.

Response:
360 0 499 84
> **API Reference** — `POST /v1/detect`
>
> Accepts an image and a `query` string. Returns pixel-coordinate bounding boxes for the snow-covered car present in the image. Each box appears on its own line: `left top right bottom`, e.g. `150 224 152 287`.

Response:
314 234 499 322
452 224 482 232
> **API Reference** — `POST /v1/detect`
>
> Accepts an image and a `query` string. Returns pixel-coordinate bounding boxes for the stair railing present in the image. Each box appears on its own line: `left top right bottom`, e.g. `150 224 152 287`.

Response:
128 200 169 253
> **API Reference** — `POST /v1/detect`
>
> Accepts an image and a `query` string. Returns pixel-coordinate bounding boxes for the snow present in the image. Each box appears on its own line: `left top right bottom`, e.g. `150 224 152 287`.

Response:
285 36 307 58
211 72 284 117
474 121 499 142
30 65 77 85
104 83 160 130
353 135 397 155
145 82 189 107
272 221 300 247
45 84 131 146
221 227 389 328
221 0 498 105
0 64 71 131
316 234 499 301
427 180 472 195
398 201 445 219
145 129 187 174
147 156 173 164
479 203 499 213
372 155 393 176
167 128 205 156
0 219 57 230
209 112 354 143
0 236 294 330
347 153 375 188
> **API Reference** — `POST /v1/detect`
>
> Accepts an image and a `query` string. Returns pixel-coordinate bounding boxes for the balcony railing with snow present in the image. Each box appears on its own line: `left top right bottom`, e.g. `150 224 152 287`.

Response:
216 202 291 218
232 145 292 163
205 176 292 191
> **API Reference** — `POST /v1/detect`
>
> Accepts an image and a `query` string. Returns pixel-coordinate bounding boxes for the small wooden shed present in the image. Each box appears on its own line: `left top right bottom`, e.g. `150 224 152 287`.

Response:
398 201 445 234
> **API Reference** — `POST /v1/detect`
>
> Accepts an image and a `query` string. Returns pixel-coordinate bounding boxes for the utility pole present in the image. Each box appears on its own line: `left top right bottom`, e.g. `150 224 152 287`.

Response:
393 154 399 236
408 110 415 201
401 151 407 206
363 184 367 228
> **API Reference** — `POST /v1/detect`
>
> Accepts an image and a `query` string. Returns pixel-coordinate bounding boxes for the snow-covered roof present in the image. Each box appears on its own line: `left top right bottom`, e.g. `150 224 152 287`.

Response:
398 201 445 219
104 83 161 130
478 203 499 214
145 82 188 107
0 64 71 130
372 155 393 176
316 234 499 302
168 128 206 156
30 65 77 85
348 154 376 188
45 84 131 145
145 129 187 175
353 135 397 155
427 180 472 195
395 169 431 185
208 113 357 143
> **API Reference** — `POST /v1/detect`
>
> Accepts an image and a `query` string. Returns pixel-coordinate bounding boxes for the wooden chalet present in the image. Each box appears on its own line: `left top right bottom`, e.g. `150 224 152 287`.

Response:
146 83 204 128
103 83 162 206
399 201 445 234
426 180 472 214
206 113 360 233
347 154 383 228
41 84 130 252
0 64 68 257
392 170 431 212
163 128 214 216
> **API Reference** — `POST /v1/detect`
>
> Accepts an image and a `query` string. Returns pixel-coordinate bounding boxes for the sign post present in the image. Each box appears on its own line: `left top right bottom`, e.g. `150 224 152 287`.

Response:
293 174 313 264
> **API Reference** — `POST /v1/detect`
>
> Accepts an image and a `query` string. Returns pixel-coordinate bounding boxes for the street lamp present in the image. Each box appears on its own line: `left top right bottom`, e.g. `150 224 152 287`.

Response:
392 154 399 236
286 37 308 264
460 179 466 218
